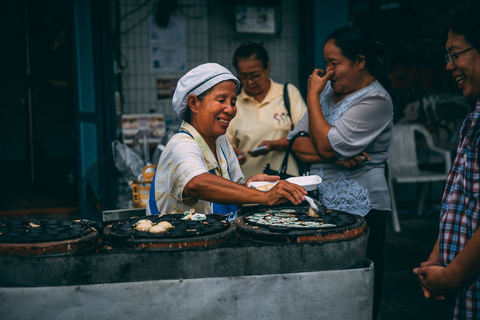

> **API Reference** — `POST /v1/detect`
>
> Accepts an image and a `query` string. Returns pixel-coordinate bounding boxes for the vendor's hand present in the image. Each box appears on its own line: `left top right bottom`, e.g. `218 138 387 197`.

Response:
308 68 333 97
334 151 370 169
245 174 280 186
248 141 272 157
413 263 456 300
265 180 307 206
234 147 246 165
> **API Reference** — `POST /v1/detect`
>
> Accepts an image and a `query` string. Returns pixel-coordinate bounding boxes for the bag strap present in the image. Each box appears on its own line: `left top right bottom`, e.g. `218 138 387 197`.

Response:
278 131 310 176
283 83 294 130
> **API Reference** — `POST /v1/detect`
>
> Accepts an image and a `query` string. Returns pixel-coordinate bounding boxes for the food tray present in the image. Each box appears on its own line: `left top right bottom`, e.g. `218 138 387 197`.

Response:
248 175 322 192
244 207 356 231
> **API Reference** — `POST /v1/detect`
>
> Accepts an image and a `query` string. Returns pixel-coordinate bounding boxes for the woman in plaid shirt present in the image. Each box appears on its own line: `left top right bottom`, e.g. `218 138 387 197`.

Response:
413 1 480 318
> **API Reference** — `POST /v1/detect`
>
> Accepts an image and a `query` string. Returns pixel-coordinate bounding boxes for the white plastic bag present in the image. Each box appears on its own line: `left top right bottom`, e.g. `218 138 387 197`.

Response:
112 140 145 181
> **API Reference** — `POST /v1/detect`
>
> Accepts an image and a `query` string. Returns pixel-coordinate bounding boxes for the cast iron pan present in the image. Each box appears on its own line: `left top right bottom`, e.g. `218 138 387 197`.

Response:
106 214 230 239
0 219 97 243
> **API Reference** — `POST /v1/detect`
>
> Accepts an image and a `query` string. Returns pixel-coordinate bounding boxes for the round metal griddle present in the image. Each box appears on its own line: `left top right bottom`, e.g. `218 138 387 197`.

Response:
103 214 239 251
235 206 366 245
0 219 100 257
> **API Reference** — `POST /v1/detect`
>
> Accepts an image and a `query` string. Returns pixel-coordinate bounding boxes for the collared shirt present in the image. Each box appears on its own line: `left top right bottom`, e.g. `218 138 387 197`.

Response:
440 99 480 319
288 80 393 216
147 121 245 215
226 79 307 178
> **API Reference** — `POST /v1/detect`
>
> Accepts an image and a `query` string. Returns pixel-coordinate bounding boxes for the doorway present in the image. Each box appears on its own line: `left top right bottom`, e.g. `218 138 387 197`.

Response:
0 0 78 217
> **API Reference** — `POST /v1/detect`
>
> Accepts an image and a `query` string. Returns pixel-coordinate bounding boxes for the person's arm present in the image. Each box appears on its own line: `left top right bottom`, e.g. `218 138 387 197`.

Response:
233 146 246 164
307 70 393 162
248 137 288 157
414 238 442 299
306 69 335 159
250 84 307 157
292 136 369 169
424 237 441 266
414 229 480 296
446 227 480 284
183 173 306 206
287 103 369 168
292 137 330 163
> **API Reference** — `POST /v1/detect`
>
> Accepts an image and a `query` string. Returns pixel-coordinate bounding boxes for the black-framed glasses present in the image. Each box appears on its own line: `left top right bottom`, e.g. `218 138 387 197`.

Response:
238 71 263 82
444 47 475 66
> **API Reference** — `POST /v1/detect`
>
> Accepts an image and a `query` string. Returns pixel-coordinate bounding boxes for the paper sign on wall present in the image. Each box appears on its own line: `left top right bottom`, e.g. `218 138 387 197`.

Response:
149 11 186 72
122 114 165 144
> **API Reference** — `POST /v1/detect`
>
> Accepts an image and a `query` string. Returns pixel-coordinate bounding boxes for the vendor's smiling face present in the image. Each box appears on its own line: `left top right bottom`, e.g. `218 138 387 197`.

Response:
190 80 237 146
445 31 480 100
324 39 365 101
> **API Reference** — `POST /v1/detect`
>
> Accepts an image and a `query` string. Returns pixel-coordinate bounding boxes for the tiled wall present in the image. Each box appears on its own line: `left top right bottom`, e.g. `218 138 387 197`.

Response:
119 0 301 120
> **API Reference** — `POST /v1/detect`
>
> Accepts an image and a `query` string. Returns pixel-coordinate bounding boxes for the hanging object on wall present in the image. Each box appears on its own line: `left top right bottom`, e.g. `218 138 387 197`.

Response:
157 77 178 100
235 4 280 34
149 8 186 72
154 0 179 28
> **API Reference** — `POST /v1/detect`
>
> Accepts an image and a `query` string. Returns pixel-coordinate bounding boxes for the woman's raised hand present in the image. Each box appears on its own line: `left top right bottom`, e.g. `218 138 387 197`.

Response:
308 68 333 96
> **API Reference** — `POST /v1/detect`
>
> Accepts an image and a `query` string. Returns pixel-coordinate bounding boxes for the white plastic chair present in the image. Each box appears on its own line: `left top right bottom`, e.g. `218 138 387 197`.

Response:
387 124 452 232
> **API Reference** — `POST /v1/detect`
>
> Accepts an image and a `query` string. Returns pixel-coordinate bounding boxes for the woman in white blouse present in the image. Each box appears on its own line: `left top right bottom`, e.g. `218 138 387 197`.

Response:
147 63 306 221
290 26 393 319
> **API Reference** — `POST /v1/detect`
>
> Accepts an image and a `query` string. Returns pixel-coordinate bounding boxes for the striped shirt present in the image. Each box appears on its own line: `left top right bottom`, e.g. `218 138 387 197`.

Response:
440 99 480 319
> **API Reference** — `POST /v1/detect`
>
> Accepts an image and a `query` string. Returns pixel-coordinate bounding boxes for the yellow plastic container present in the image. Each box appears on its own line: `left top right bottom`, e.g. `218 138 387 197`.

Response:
132 165 157 208
142 165 157 182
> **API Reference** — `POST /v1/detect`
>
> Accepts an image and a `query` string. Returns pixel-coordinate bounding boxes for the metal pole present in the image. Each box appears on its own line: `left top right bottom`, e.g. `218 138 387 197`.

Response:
24 0 35 184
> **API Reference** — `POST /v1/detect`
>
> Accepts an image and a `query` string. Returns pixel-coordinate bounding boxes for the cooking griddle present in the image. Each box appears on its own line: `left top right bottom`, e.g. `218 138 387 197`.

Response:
107 214 229 239
245 207 356 231
103 214 239 251
235 207 366 245
0 219 100 257
0 219 96 243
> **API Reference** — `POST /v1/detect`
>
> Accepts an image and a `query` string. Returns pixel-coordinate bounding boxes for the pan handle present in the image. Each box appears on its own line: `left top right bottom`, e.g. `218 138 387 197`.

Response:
267 226 292 233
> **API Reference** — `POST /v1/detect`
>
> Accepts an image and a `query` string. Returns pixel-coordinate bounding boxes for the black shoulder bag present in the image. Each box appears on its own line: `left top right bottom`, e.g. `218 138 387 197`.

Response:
263 130 311 179
262 83 310 179
284 83 294 131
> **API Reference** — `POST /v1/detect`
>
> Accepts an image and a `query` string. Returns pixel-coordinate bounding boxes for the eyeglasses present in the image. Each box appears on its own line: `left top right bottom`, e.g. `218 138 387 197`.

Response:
444 47 475 66
238 71 263 82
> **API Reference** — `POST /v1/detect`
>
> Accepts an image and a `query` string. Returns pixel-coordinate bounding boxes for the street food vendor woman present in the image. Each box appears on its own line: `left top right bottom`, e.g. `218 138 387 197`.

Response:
146 63 307 220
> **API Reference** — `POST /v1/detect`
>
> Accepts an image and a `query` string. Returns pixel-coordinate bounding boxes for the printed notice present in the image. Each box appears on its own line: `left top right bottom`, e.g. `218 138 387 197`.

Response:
149 11 186 72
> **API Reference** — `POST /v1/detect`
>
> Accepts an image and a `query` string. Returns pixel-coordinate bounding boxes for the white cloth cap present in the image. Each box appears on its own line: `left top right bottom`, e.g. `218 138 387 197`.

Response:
172 63 240 120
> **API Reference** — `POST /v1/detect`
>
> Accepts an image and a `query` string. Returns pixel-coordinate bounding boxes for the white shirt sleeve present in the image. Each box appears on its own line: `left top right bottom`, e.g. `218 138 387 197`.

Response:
287 112 310 140
165 135 210 201
328 93 392 159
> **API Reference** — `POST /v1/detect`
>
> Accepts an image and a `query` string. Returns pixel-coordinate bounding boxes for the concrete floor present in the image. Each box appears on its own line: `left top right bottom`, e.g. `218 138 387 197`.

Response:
379 211 450 319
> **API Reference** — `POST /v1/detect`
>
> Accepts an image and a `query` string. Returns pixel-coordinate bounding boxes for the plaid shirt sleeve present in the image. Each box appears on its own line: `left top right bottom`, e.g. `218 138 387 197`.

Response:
440 99 480 319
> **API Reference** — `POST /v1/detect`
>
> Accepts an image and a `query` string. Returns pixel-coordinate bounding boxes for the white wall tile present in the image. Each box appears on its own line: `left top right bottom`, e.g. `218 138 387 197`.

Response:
119 0 301 116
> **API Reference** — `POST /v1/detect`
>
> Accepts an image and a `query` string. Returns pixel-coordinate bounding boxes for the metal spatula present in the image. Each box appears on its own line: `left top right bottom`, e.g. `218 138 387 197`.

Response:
304 195 324 216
